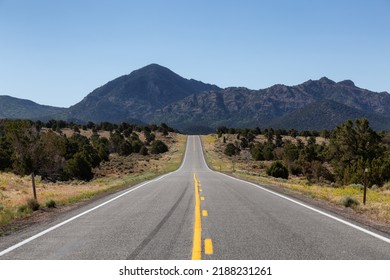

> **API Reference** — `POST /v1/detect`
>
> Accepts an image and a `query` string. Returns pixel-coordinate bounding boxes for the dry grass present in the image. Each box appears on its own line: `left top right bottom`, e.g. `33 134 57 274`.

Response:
42 127 111 139
0 133 187 226
201 134 390 225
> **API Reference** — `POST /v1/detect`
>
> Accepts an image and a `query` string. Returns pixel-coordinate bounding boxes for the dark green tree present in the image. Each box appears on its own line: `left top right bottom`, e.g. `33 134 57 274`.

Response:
267 161 289 179
0 134 12 171
263 143 274 161
131 139 143 153
150 140 169 154
63 152 93 181
224 143 239 157
118 140 133 156
95 137 110 162
328 118 384 185
139 145 149 156
250 143 264 161
240 137 249 149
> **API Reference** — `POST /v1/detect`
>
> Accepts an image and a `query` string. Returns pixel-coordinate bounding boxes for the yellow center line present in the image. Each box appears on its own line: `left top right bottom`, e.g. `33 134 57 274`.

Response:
205 239 213 255
201 196 205 201
192 173 202 260
202 210 208 217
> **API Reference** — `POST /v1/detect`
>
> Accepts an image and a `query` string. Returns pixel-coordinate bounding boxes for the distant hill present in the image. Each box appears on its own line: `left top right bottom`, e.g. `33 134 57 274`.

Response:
0 95 65 121
1 64 390 132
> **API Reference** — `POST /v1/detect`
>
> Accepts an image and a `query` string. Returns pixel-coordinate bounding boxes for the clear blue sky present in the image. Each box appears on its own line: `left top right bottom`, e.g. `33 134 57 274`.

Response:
1 0 389 107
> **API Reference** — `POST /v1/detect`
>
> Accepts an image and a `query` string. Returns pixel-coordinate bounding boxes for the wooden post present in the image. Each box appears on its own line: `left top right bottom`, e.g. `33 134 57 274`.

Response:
31 172 37 200
363 168 368 205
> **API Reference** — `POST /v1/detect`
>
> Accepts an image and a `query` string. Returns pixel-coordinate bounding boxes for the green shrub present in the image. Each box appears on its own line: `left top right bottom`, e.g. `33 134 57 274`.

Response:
342 196 359 208
118 140 132 156
139 145 148 156
17 204 28 214
290 163 303 176
250 144 264 160
131 140 143 153
63 152 93 181
27 198 40 211
224 143 239 156
45 199 57 208
267 161 289 179
263 144 274 161
150 140 168 154
0 208 14 225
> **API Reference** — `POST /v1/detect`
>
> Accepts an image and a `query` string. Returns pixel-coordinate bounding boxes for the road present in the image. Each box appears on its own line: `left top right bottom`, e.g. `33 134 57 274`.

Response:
1 135 390 259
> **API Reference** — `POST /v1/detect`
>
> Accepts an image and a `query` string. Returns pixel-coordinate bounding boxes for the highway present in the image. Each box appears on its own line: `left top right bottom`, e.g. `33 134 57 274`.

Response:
0 135 390 259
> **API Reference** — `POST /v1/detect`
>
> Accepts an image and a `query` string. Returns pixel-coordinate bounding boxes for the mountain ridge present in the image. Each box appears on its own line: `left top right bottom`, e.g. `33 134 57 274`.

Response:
1 64 389 132
0 95 66 120
63 64 221 123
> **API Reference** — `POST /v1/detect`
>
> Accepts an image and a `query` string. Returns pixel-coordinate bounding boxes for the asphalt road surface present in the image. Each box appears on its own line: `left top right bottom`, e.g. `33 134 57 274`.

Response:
1 136 390 259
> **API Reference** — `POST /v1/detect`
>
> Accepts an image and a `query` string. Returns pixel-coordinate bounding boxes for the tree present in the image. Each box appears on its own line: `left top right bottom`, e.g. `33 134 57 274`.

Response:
0 134 12 171
217 126 228 135
240 137 249 149
320 129 330 139
2 120 68 197
264 128 274 144
288 129 298 138
131 139 143 153
109 131 127 154
263 143 274 160
302 136 318 163
150 140 169 154
275 132 283 148
4 120 40 175
139 145 149 156
267 162 289 179
224 143 239 157
250 143 264 161
37 131 67 181
282 141 299 172
95 137 110 162
63 152 93 181
118 140 133 156
144 132 156 145
328 118 384 185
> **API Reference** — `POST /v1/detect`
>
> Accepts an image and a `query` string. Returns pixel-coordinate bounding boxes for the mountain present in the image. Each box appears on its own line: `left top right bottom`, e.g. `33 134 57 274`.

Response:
1 64 390 132
0 95 65 120
268 99 390 131
155 77 390 132
64 64 221 123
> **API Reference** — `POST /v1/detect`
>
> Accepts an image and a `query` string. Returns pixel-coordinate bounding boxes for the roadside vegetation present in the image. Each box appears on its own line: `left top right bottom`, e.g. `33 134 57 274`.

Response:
201 118 390 227
0 119 186 229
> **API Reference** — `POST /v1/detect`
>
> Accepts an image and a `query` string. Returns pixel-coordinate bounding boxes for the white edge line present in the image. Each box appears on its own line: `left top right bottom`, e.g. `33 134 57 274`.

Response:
197 136 390 245
0 136 191 257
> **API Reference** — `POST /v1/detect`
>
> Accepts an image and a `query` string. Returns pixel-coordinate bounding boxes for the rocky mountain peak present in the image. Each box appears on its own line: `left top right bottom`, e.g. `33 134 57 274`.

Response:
319 77 336 85
338 80 355 87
